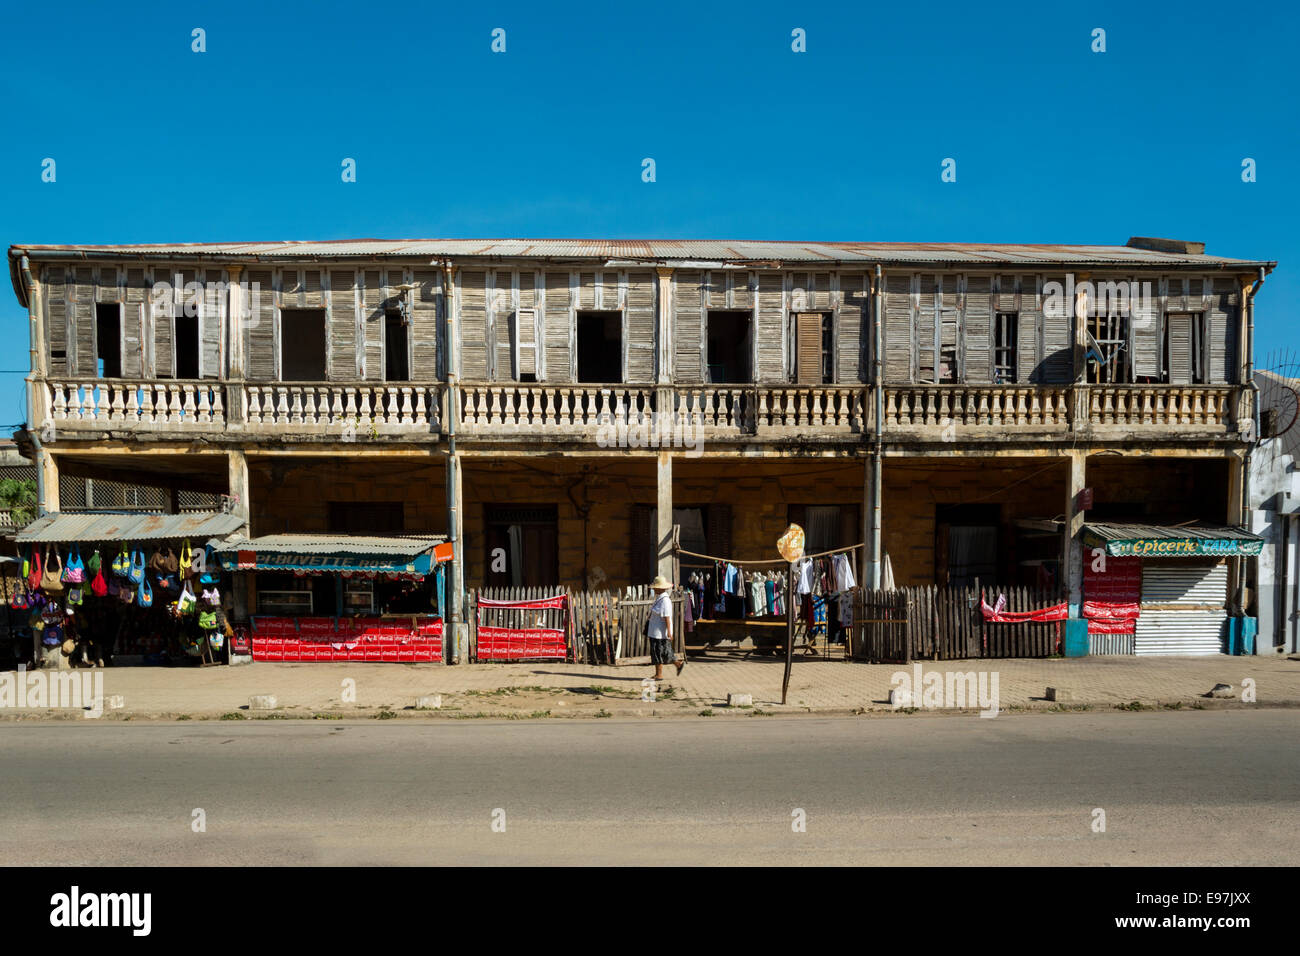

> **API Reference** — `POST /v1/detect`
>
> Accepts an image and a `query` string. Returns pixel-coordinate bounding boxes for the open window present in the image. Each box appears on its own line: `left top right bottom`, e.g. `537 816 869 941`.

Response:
173 311 199 379
280 309 327 381
95 303 122 378
707 310 752 384
993 312 1018 383
1086 311 1132 384
794 312 833 384
384 309 410 381
485 505 558 587
935 504 1000 587
577 310 622 383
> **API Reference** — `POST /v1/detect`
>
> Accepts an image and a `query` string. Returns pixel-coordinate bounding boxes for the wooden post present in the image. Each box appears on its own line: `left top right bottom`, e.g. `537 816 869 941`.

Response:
782 561 795 705
656 451 673 581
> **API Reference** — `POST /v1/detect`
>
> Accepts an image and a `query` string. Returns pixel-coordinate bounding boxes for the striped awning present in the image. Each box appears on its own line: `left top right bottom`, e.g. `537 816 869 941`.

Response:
1082 523 1263 558
212 534 451 574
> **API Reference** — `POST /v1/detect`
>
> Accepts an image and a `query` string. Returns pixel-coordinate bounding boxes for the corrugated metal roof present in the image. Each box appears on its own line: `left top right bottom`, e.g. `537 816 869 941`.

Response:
7 238 1275 268
1083 523 1263 543
15 511 245 543
211 533 445 557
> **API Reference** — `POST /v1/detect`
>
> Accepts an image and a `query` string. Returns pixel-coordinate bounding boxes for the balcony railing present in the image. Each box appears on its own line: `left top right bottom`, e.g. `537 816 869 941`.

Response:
243 384 441 433
456 383 869 438
49 380 226 429
41 380 1243 444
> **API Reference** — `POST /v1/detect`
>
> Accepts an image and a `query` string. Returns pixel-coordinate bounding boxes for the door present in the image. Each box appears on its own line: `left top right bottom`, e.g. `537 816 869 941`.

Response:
485 506 559 587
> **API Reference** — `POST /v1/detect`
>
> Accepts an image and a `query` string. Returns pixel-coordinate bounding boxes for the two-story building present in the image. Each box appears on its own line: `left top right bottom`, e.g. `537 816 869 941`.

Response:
5 237 1277 659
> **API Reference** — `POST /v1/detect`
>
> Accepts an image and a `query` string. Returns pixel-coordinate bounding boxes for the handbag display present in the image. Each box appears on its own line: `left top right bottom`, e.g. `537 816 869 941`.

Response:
111 546 129 578
177 581 197 615
129 550 146 584
155 571 178 593
137 577 153 608
40 550 64 593
163 547 179 573
148 549 167 573
67 586 83 607
63 546 86 584
87 549 101 575
91 566 108 598
178 540 193 579
198 609 217 630
9 590 27 610
27 549 42 590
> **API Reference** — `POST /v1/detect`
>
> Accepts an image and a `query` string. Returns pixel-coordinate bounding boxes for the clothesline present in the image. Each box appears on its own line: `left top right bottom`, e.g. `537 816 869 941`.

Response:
674 542 865 567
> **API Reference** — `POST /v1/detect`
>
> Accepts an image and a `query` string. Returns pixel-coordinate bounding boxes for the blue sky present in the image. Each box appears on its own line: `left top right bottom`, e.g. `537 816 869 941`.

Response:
1 0 1295 424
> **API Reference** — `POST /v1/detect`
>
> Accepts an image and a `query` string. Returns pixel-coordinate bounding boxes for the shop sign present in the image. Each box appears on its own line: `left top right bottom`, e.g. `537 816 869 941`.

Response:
1100 537 1262 558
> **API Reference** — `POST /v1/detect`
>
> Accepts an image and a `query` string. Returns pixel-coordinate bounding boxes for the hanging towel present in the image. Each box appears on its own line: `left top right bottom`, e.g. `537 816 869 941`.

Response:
833 553 857 591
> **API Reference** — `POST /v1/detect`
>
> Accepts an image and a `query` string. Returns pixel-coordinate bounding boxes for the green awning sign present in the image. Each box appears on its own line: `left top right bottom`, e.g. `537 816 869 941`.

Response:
1086 535 1262 558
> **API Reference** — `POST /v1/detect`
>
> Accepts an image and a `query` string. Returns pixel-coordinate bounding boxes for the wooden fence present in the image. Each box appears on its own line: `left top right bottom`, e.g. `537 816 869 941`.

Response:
851 583 1062 662
470 585 682 665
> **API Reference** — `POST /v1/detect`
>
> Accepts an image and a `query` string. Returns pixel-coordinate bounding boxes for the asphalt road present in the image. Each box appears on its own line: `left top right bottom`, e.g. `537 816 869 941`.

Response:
0 710 1295 865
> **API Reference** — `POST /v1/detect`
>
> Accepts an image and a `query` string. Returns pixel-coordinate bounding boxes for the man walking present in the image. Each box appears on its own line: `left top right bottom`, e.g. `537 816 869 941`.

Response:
648 575 684 680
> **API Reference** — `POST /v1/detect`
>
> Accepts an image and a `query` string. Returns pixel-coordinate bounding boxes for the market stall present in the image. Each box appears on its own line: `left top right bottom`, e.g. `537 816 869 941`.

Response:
1081 523 1263 656
211 533 453 662
13 511 244 666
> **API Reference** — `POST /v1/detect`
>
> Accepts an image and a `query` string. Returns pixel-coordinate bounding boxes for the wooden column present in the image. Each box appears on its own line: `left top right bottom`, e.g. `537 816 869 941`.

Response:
656 268 674 385
226 264 246 424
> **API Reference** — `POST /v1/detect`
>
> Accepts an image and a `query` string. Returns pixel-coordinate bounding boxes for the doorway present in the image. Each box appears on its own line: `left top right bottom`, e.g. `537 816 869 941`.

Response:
576 311 622 383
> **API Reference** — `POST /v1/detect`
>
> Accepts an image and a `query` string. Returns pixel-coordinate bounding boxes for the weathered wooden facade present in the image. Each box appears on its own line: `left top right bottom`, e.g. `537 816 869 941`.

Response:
7 237 1275 659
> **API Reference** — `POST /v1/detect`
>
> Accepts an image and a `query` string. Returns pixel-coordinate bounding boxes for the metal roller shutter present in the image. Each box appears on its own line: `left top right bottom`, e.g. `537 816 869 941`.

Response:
1134 562 1227 655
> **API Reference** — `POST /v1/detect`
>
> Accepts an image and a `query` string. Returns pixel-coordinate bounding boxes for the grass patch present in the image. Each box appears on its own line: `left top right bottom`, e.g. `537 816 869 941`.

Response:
254 713 290 720
312 712 344 720
465 686 560 698
594 708 612 718
375 709 398 720
1047 703 1093 713
176 714 191 721
698 709 715 717
505 710 552 720
750 708 773 717
1161 701 1184 710
1114 701 1150 711
219 712 246 721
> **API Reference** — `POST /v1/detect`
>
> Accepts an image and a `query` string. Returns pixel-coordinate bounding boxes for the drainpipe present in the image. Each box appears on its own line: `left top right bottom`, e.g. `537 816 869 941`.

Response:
1238 267 1268 614
440 258 465 662
871 264 884 588
27 428 47 518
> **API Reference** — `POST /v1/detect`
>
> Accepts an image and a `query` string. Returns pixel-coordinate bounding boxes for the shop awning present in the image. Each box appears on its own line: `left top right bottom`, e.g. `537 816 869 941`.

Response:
15 510 245 544
212 534 451 575
1082 523 1264 558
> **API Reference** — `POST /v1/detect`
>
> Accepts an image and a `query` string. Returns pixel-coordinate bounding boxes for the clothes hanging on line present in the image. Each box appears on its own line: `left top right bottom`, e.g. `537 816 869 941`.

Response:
832 553 857 591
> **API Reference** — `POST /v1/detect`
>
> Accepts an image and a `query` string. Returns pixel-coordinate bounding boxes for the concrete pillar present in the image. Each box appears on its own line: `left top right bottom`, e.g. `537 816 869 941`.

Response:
1063 451 1086 614
227 450 250 537
656 451 673 581
446 450 466 663
656 268 673 385
36 449 59 515
1226 451 1247 612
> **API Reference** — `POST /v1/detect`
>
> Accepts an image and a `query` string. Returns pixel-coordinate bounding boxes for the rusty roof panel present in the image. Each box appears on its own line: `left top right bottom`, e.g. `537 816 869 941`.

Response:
15 511 245 543
7 238 1275 269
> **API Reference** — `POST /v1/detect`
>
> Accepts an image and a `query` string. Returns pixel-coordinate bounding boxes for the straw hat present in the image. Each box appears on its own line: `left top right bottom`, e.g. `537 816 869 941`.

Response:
650 575 672 591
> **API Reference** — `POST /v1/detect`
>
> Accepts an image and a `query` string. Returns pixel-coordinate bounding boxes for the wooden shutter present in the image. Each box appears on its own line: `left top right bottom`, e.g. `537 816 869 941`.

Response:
122 268 146 378
626 270 656 384
916 274 938 382
796 312 823 384
543 271 572 382
883 274 912 383
199 268 223 379
964 275 992 383
673 271 704 382
459 270 488 380
515 308 538 377
412 268 440 379
1167 313 1193 384
71 267 96 377
244 268 275 381
707 503 732 560
329 269 357 380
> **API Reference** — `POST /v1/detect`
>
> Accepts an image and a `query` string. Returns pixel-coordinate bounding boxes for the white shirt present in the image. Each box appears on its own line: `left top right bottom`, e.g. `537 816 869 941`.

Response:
648 592 672 640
